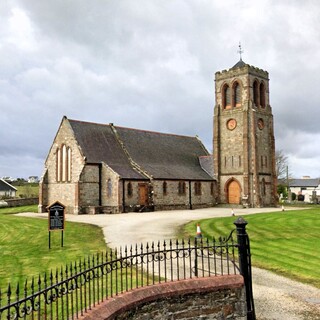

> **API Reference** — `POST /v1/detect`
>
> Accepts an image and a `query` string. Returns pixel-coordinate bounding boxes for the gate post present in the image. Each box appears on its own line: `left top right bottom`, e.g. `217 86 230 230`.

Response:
234 217 256 320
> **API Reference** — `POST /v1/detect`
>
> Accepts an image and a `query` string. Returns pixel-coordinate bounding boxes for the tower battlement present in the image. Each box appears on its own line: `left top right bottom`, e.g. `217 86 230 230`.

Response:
215 62 269 81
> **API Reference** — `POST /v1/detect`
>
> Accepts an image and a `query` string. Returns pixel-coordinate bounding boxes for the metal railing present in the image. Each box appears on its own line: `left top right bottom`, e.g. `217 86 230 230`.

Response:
0 217 255 320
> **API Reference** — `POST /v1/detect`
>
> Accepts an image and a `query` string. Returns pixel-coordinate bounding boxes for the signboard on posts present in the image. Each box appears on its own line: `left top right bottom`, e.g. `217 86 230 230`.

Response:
48 201 65 231
47 201 65 249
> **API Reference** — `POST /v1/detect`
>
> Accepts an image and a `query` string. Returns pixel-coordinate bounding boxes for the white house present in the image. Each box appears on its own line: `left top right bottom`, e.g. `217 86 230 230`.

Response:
289 176 320 203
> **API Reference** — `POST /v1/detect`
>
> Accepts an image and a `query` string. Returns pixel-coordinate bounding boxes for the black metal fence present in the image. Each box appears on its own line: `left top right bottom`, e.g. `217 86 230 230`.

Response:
0 217 255 320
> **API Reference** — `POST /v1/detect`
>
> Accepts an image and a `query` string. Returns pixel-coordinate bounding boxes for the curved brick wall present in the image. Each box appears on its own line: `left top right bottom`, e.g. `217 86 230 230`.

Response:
80 275 246 320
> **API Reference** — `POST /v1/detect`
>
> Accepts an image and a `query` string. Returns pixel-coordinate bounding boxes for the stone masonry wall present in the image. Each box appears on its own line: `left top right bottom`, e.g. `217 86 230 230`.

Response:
80 275 246 320
39 118 86 214
100 164 120 213
153 180 215 211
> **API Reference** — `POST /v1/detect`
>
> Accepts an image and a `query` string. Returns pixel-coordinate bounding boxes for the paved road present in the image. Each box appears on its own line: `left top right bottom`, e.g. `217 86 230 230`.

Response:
20 207 320 319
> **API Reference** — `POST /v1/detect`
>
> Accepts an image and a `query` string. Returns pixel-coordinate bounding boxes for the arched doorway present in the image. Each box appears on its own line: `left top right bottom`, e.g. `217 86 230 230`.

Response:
227 180 241 204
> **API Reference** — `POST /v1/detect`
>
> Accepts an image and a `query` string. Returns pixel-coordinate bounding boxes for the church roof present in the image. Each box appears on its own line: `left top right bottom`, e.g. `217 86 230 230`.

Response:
68 119 213 181
199 156 214 178
69 120 146 179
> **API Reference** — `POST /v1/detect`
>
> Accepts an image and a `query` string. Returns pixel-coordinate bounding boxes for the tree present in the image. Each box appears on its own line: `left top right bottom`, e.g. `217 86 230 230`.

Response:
275 150 291 180
275 150 293 200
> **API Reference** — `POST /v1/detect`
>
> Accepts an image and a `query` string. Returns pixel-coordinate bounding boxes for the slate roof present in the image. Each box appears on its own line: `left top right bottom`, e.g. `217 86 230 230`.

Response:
0 179 17 191
289 178 320 188
199 156 214 178
115 126 213 180
232 59 247 69
68 119 213 181
69 120 146 179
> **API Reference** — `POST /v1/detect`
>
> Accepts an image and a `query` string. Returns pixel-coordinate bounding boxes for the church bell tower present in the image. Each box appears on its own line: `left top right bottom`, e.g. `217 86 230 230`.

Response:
213 59 277 207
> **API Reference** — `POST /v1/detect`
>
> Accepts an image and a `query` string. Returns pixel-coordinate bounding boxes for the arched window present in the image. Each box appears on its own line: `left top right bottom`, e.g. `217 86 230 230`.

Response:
56 148 61 182
253 80 259 106
62 144 67 182
56 145 72 182
163 181 167 195
260 82 266 108
178 181 186 195
194 182 202 195
127 182 133 197
67 147 72 181
223 84 231 109
210 182 214 196
261 178 266 196
107 179 112 197
233 82 241 107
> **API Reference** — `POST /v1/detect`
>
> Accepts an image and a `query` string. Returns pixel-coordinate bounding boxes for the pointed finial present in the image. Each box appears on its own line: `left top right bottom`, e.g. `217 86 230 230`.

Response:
238 42 243 61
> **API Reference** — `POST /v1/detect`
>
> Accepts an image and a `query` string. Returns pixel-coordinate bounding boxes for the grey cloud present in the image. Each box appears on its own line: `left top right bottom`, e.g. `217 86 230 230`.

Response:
1 1 320 178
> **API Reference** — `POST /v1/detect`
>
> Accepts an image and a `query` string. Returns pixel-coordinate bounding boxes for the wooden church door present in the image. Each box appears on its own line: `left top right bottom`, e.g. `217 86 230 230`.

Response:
138 183 148 206
228 180 241 204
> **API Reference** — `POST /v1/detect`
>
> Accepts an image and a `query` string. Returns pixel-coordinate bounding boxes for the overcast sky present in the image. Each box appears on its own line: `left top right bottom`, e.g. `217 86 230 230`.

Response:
1 0 320 179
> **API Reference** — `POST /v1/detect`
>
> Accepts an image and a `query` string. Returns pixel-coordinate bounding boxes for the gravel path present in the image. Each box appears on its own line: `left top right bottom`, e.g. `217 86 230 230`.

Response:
19 207 320 319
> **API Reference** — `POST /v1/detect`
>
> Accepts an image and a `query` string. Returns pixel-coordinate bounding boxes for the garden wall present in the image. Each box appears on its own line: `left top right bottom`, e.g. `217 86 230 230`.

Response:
5 197 38 207
80 275 246 320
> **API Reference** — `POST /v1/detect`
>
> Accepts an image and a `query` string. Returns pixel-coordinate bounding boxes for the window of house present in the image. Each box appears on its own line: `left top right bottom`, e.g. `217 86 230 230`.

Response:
223 84 231 109
178 181 186 195
253 80 259 106
163 181 167 195
127 182 133 197
260 82 266 108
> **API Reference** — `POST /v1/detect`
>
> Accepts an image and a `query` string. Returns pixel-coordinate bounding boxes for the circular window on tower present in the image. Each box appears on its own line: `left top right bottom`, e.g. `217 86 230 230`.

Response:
227 118 237 131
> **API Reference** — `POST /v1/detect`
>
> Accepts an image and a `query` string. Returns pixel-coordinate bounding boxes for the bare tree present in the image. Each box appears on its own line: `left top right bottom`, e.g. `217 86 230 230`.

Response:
275 150 291 180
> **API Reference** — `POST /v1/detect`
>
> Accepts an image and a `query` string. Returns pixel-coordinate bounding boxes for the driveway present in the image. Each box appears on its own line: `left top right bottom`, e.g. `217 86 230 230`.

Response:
20 207 320 319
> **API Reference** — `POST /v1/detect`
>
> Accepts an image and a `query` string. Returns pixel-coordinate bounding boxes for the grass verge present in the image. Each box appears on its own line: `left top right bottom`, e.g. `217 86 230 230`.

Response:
183 208 320 288
0 205 107 288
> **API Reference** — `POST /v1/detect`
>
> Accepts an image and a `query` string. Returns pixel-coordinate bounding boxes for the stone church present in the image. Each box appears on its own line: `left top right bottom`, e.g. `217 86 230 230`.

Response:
39 60 277 214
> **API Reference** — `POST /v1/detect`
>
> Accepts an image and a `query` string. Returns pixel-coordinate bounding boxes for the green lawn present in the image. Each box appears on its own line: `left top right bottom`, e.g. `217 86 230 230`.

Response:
15 184 39 198
0 205 107 289
183 208 320 288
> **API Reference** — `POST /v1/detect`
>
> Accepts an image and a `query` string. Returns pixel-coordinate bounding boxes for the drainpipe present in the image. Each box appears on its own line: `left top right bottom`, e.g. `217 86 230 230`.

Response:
122 179 126 213
99 163 102 206
189 180 193 210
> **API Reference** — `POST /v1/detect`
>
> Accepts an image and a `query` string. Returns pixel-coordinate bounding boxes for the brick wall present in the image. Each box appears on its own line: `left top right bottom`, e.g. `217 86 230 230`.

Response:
79 275 246 320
